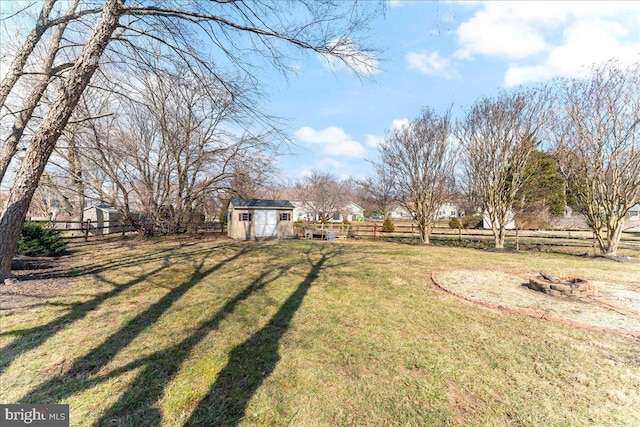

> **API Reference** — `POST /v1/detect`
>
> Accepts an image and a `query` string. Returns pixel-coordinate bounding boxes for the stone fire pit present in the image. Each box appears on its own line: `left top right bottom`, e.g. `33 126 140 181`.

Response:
528 272 598 298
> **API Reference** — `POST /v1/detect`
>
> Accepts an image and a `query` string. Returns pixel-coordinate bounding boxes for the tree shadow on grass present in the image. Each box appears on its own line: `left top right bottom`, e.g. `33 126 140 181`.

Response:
0 243 233 375
94 265 292 426
16 245 252 404
183 248 338 427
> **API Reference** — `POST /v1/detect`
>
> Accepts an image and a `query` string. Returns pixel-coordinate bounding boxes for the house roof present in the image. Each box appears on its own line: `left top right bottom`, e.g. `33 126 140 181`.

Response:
230 198 294 209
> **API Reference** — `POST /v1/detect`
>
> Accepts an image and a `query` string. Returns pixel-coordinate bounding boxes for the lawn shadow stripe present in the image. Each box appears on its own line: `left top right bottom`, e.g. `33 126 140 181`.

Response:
94 260 296 425
16 245 251 404
183 248 340 427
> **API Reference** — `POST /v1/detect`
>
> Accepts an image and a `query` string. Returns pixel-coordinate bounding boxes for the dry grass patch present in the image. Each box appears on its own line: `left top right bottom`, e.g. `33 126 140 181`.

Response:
435 270 640 335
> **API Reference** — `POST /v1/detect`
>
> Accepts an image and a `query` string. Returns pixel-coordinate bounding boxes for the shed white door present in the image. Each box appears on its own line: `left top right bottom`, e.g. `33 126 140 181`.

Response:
254 210 278 237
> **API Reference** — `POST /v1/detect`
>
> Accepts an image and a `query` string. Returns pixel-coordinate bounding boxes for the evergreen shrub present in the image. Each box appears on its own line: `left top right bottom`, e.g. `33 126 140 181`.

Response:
18 223 66 257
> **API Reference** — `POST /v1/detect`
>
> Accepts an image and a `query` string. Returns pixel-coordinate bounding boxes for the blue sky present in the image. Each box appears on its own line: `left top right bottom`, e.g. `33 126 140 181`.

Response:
266 0 640 182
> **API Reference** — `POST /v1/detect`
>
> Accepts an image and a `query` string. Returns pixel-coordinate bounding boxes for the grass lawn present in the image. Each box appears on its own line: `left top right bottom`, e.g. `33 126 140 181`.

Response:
1 236 639 426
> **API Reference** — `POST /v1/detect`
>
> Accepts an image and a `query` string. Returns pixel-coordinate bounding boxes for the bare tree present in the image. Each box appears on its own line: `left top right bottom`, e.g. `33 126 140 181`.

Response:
458 88 549 249
358 168 395 217
295 171 348 222
0 0 123 281
0 0 79 185
376 108 456 244
78 68 280 235
0 0 380 281
554 62 640 256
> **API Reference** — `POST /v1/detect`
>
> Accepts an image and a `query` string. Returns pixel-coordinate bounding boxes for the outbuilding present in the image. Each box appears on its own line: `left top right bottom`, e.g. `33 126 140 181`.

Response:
83 204 124 235
227 198 295 240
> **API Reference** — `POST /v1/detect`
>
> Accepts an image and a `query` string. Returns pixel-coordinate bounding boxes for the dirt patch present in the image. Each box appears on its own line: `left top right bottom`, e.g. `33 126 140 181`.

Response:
1 255 75 311
433 270 640 336
446 380 483 425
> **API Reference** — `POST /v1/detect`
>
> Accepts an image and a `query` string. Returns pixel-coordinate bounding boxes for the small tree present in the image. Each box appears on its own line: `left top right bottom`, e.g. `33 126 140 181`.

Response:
382 215 395 232
448 217 461 229
458 87 550 249
376 107 457 244
554 61 640 256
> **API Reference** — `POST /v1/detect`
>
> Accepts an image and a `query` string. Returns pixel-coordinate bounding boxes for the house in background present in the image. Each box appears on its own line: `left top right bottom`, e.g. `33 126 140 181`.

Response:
483 210 516 230
626 204 640 231
291 200 364 222
333 201 364 222
227 198 295 240
389 203 459 221
389 204 412 220
437 202 458 219
291 200 316 222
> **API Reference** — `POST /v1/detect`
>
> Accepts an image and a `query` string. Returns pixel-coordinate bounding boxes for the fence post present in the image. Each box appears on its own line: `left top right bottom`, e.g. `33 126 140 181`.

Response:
516 228 520 251
84 219 91 242
458 227 462 245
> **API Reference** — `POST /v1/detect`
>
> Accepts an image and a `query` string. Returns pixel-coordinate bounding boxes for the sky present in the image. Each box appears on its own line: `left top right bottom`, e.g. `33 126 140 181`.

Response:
265 0 640 183
1 0 640 190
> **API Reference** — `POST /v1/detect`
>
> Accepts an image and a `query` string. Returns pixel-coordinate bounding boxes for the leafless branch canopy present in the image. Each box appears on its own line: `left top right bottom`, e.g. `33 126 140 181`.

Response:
376 107 457 244
553 61 640 255
458 88 550 248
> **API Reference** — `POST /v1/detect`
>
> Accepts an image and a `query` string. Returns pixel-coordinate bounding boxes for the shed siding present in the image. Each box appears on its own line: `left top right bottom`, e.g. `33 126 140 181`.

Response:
227 202 294 240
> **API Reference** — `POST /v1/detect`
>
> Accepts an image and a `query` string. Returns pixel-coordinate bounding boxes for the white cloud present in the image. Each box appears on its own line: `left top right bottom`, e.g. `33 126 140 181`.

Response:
365 134 383 148
406 50 460 79
456 3 550 59
388 0 404 8
321 38 379 75
316 157 345 169
504 18 640 86
294 126 366 157
392 118 410 130
453 1 640 85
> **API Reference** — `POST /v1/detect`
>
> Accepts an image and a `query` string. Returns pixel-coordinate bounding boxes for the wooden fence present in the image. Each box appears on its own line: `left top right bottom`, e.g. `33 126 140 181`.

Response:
299 222 640 252
24 217 640 252
24 219 225 242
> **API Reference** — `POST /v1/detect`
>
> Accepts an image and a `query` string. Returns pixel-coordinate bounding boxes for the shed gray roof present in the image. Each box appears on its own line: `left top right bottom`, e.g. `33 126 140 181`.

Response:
230 198 294 209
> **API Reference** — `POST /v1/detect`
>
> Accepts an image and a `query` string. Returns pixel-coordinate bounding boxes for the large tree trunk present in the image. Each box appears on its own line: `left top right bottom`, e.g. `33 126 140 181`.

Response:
494 227 506 249
0 0 78 186
0 0 123 282
0 0 56 108
602 219 624 256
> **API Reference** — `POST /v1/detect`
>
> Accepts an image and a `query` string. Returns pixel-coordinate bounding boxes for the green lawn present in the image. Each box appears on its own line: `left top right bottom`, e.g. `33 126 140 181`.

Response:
1 236 639 426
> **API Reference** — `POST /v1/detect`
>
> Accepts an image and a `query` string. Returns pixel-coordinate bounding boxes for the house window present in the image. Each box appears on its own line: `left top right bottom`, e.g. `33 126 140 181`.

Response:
630 210 639 220
239 213 252 221
280 212 291 221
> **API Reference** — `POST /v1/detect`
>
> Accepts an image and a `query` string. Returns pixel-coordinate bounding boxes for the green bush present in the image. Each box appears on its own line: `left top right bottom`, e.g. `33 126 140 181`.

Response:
382 215 395 232
18 223 66 257
448 217 461 229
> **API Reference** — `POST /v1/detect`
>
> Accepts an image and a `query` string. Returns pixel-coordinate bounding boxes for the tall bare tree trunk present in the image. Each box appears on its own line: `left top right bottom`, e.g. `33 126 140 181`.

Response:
0 0 56 108
0 0 123 282
0 0 78 186
68 132 86 236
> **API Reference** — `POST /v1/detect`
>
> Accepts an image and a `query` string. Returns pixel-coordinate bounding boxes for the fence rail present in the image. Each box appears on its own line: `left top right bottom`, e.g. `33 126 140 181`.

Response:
298 222 640 252
24 219 225 242
24 217 640 252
